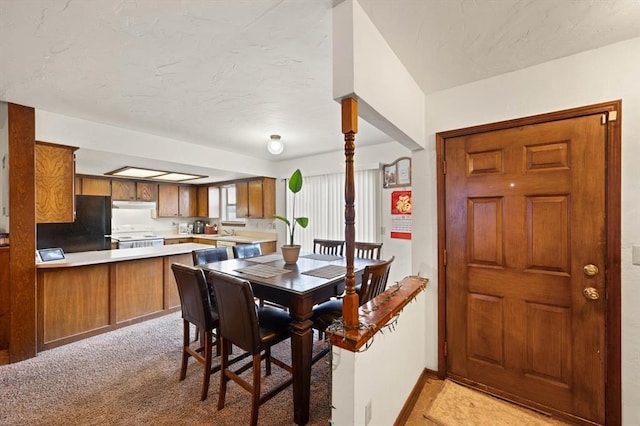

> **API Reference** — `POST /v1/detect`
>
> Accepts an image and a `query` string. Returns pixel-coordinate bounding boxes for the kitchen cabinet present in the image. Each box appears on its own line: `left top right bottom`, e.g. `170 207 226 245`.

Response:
112 180 157 201
196 185 220 218
36 142 78 223
235 177 275 218
163 237 193 245
158 184 196 217
192 237 217 246
79 176 111 196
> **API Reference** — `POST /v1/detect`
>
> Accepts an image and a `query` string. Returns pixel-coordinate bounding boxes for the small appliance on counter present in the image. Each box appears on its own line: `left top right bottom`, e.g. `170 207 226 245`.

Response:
178 222 190 235
192 220 205 234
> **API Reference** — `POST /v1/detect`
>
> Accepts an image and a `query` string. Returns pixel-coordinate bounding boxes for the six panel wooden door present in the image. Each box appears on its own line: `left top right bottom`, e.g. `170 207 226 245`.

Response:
444 114 606 424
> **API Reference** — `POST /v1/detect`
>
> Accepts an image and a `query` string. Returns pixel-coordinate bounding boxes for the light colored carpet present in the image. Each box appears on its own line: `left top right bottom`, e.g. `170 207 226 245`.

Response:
0 312 330 425
426 380 570 426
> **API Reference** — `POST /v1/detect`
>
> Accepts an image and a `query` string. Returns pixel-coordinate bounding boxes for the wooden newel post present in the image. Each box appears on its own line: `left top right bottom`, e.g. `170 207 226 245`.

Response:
341 97 358 328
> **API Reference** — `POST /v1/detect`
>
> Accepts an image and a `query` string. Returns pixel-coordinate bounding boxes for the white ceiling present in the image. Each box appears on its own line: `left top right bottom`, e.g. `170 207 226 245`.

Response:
2 0 640 181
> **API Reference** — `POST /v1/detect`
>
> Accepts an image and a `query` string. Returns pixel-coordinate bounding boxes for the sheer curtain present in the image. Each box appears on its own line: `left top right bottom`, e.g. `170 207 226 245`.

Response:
285 169 380 252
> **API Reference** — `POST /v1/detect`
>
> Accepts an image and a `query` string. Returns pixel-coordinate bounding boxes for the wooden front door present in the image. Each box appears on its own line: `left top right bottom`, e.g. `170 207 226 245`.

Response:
442 109 614 424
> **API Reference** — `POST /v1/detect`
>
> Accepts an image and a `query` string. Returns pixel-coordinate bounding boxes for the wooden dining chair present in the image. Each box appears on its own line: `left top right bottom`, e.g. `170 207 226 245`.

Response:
209 270 293 426
313 239 345 256
311 256 395 354
354 241 383 260
233 243 262 259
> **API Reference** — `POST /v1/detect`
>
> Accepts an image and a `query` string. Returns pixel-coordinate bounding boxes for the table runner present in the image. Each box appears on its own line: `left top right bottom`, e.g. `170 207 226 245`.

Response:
302 264 346 279
301 253 342 261
245 253 283 264
234 264 291 279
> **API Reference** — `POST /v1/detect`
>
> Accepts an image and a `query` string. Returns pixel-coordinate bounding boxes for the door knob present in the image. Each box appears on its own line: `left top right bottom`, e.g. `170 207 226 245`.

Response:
583 287 600 300
583 264 599 276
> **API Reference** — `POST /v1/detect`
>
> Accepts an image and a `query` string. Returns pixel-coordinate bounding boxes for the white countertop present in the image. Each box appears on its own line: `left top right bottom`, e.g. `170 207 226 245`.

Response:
36 243 212 268
162 233 277 244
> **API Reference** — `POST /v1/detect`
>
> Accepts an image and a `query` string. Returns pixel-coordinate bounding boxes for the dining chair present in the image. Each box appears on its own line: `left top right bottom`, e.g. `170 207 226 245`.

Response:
313 238 345 256
191 246 229 265
209 270 293 426
354 241 383 260
311 256 395 353
232 243 262 259
171 263 221 401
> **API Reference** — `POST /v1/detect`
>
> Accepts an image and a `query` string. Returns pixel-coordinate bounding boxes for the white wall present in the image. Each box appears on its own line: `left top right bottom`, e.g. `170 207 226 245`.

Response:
413 36 640 424
332 289 426 425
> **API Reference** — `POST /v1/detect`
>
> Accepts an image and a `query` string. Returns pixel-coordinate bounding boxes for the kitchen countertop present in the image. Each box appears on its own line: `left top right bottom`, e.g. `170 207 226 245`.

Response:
36 243 212 268
162 233 277 244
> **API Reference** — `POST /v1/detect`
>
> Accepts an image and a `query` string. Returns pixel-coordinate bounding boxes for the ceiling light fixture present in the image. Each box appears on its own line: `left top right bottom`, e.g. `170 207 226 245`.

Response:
105 166 207 182
267 134 284 155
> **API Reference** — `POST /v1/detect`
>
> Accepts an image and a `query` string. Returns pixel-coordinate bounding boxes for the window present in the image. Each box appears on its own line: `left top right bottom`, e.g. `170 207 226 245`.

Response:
220 184 242 223
285 169 380 252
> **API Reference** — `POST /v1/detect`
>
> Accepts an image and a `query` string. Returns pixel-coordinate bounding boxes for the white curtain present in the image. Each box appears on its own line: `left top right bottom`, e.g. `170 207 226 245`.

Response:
285 169 381 252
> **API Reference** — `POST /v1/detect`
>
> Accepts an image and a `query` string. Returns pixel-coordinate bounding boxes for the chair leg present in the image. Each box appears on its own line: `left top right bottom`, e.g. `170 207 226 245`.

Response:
217 337 229 410
180 320 190 381
265 346 271 376
251 353 261 426
201 330 213 401
193 326 200 342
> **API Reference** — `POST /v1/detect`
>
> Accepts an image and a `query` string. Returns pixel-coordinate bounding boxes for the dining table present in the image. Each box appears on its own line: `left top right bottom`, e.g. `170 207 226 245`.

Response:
200 252 379 425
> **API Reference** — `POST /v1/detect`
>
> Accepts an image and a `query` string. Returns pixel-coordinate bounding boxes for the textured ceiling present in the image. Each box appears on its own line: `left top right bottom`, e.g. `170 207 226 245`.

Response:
1 0 640 180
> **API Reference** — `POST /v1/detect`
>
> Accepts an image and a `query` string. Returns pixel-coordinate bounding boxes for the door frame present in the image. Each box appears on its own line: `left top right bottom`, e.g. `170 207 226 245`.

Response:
435 100 621 425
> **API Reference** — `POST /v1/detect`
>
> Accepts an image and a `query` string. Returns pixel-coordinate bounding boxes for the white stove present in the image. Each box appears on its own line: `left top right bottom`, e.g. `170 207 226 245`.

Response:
112 225 165 249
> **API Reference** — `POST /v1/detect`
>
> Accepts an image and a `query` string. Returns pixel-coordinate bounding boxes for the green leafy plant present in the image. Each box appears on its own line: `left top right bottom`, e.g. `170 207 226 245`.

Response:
274 169 309 245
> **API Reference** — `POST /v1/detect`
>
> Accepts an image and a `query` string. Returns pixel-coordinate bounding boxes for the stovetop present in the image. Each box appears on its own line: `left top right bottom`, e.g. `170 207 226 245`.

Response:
111 225 164 241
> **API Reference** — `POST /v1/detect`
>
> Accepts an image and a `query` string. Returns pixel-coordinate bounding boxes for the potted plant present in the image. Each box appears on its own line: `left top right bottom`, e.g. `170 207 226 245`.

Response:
274 169 309 264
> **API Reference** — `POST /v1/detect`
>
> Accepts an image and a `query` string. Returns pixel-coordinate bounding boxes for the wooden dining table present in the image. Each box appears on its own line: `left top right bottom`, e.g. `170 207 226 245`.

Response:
200 252 378 425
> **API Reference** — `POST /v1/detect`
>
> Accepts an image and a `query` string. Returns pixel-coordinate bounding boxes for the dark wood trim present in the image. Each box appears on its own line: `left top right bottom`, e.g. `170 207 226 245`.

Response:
327 276 428 351
436 100 622 425
8 103 36 362
393 368 432 426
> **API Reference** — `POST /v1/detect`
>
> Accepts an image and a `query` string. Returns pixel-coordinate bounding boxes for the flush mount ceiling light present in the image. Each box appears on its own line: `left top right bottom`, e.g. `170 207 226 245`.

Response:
105 166 207 182
267 134 284 155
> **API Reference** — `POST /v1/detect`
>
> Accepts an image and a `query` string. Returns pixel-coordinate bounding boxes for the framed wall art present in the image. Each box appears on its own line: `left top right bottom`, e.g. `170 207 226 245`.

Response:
382 157 411 188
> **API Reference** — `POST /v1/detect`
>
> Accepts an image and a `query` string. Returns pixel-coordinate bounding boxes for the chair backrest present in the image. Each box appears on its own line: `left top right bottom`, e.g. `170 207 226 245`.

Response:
208 270 261 354
171 263 216 330
313 239 345 256
353 241 383 260
232 243 262 259
359 256 395 305
192 247 229 266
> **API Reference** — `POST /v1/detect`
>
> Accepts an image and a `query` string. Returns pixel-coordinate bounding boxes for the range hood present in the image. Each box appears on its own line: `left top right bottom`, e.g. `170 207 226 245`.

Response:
112 200 157 210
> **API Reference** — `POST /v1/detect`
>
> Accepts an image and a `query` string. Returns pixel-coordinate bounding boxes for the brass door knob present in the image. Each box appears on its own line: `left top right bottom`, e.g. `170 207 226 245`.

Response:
583 264 599 276
583 287 600 300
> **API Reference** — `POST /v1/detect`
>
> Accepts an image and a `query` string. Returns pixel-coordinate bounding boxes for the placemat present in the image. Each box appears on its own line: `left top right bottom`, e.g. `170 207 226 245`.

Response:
301 253 342 261
302 264 346 279
234 264 290 279
245 253 283 264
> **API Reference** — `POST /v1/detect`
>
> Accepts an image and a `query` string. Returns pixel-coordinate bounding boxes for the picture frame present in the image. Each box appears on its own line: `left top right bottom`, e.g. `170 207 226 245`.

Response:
382 157 412 188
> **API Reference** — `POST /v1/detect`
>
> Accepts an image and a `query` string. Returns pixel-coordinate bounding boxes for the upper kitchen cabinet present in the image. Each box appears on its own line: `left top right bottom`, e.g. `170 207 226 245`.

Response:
78 176 111 196
196 185 220 218
236 177 275 218
36 141 78 223
111 180 157 201
158 184 196 217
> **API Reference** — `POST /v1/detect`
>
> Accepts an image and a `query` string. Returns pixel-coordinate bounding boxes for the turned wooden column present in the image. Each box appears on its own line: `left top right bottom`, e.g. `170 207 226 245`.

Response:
341 97 358 328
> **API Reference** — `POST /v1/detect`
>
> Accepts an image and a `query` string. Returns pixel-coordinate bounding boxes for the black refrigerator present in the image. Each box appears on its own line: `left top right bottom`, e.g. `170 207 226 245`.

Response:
37 195 112 253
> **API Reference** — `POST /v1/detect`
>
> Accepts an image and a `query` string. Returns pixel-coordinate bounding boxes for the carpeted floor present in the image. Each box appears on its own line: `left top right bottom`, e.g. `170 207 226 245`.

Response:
0 312 331 425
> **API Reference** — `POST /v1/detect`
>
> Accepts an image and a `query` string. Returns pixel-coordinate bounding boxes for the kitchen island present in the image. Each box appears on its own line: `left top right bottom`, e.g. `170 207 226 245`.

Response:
36 243 212 351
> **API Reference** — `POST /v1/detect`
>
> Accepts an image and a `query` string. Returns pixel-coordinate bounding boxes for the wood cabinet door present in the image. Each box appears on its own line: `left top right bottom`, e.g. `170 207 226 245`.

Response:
136 182 157 201
179 186 196 217
36 142 77 223
236 181 249 218
261 178 275 218
158 184 179 217
196 186 208 217
81 177 111 196
111 180 136 200
248 179 264 217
